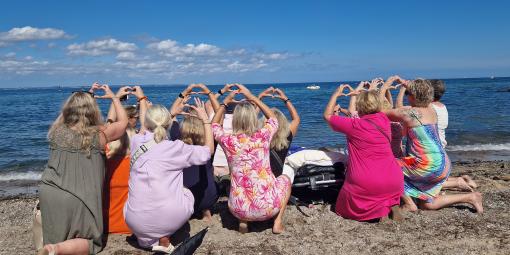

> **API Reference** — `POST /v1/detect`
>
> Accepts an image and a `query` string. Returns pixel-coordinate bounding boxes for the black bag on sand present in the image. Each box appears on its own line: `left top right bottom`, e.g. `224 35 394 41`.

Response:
292 162 345 190
170 227 208 255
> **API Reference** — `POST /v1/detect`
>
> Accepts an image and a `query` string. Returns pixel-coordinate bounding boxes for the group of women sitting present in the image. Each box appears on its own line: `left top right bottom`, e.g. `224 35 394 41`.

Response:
38 77 482 255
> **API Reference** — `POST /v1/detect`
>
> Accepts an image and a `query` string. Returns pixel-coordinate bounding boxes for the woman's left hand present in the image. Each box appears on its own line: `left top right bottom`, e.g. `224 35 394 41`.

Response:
95 84 116 99
189 98 209 122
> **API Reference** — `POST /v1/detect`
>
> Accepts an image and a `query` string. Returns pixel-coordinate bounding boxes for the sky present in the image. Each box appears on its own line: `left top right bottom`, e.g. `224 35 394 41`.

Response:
0 0 509 88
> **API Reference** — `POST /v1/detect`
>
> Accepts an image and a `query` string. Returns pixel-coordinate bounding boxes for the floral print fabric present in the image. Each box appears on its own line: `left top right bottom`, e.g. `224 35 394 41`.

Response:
212 118 291 221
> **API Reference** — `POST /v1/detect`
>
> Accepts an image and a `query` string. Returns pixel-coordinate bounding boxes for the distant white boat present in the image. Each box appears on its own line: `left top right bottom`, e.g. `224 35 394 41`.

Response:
307 85 320 90
490 76 495 79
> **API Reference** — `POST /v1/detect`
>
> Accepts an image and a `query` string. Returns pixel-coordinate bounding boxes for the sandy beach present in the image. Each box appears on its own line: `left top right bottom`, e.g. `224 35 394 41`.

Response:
0 160 509 255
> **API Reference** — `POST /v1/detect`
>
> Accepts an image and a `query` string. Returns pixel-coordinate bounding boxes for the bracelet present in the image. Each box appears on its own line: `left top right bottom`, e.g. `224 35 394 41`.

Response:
170 113 176 119
283 98 291 103
220 103 227 108
137 96 147 102
207 91 213 95
178 93 184 99
217 89 224 95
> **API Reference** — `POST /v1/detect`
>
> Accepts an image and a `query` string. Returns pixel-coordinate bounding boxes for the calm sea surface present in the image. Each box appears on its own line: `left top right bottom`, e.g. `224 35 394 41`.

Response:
1 77 510 183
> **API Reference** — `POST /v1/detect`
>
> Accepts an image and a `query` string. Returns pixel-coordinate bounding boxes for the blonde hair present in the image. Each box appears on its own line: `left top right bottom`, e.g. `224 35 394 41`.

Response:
145 105 170 143
267 108 290 150
107 127 135 158
125 105 138 118
408 79 434 107
180 109 205 146
48 92 103 154
232 102 259 136
356 90 382 116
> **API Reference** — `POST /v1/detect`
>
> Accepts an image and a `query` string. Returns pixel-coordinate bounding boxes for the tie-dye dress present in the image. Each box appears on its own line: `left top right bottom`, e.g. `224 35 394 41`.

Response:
212 118 291 221
398 123 451 202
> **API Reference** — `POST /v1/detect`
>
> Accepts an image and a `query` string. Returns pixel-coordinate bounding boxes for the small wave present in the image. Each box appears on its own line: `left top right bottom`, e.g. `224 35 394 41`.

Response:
447 143 510 152
0 171 42 181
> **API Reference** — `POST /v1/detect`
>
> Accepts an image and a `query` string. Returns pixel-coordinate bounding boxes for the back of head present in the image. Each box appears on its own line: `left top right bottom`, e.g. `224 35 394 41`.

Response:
180 109 205 145
145 104 171 143
232 102 258 136
267 108 290 150
428 79 446 101
48 92 102 152
356 90 382 116
408 79 434 107
107 127 136 158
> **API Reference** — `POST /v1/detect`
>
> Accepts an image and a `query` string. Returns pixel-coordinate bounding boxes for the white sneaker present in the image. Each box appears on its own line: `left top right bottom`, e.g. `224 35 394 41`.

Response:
152 244 175 254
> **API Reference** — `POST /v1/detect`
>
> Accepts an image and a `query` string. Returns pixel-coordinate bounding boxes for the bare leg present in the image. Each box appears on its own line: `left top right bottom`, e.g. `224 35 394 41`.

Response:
202 209 212 222
418 192 483 213
400 195 418 212
443 177 473 192
273 176 292 234
39 238 89 255
239 220 249 234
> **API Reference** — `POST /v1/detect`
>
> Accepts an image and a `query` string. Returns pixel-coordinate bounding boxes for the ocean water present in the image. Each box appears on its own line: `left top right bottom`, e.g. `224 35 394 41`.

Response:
0 77 509 184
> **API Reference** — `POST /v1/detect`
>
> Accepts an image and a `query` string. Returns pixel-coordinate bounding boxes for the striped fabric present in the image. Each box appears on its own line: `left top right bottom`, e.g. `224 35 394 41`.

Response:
398 124 451 202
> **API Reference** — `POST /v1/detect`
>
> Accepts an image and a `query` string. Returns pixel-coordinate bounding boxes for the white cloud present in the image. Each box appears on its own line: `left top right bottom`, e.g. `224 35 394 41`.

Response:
116 51 136 61
0 26 70 42
5 52 16 58
148 40 221 57
67 38 137 56
0 57 50 75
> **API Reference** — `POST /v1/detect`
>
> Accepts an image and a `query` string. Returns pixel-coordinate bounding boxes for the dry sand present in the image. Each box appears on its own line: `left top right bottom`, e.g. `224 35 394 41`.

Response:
1 161 509 255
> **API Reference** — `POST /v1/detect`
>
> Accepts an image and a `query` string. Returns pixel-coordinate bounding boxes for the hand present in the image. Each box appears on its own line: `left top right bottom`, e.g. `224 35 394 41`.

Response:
116 86 132 98
333 104 341 115
219 83 238 95
335 84 353 96
274 88 288 101
259 87 274 98
89 82 101 93
171 94 191 115
223 90 239 105
355 81 370 92
188 98 209 122
190 83 211 95
94 84 116 99
369 77 383 91
130 86 145 99
182 84 196 96
235 83 254 99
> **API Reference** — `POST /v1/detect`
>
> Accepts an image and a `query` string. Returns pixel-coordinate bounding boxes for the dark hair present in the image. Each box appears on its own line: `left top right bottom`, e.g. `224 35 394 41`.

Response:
428 79 446 101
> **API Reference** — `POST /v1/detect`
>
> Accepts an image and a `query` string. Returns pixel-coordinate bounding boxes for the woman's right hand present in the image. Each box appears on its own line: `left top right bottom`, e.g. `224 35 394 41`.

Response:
258 87 274 98
335 84 353 96
116 86 132 98
130 85 145 99
189 98 209 122
223 90 238 105
236 83 255 99
94 84 116 99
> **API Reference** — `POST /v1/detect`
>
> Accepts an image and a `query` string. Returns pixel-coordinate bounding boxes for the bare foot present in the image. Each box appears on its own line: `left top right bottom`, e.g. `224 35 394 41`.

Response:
272 219 285 234
470 192 484 213
202 209 212 222
38 244 56 255
462 175 478 189
239 221 248 234
390 205 404 221
456 177 474 192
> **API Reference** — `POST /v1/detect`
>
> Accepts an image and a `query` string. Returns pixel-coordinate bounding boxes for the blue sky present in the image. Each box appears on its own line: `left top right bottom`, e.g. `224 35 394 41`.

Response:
0 0 509 87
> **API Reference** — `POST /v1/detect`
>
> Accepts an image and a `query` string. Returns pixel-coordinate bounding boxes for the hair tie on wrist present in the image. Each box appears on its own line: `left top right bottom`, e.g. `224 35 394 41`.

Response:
220 103 227 108
284 98 291 103
217 89 224 95
178 93 184 99
137 96 148 102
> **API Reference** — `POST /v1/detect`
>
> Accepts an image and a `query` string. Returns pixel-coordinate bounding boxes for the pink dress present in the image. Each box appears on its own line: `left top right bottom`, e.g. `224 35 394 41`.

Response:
329 113 403 221
212 118 291 221
124 131 210 248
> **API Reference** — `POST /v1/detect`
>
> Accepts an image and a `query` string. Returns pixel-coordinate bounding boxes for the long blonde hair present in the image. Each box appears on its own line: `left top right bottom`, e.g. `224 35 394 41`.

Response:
48 92 103 154
267 108 290 150
180 109 205 146
107 127 135 158
232 102 259 136
144 105 170 143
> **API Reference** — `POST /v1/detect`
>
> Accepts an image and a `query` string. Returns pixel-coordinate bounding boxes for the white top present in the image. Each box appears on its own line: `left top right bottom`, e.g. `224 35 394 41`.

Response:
432 103 448 148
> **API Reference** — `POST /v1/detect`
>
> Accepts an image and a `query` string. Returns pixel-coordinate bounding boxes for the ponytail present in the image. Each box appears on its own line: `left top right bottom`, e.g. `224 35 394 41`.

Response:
144 105 171 143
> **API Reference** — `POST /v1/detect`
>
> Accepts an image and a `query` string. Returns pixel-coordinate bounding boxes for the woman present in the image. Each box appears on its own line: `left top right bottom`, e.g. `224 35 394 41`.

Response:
385 79 483 212
324 83 404 222
123 91 213 253
258 87 300 178
169 83 219 221
39 83 129 255
212 84 292 234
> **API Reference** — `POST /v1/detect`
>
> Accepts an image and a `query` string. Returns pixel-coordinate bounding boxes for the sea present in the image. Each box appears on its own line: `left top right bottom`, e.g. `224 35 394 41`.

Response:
0 77 509 195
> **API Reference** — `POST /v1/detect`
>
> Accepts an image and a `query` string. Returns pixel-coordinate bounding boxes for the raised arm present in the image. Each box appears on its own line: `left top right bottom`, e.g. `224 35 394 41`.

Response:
324 84 348 122
95 85 129 146
396 85 407 108
212 90 237 125
195 83 221 114
237 84 275 119
190 98 215 154
274 88 300 136
130 86 148 133
348 81 367 115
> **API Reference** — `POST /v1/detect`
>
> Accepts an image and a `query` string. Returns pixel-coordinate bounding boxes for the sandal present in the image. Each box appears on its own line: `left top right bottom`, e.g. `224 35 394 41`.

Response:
152 244 175 254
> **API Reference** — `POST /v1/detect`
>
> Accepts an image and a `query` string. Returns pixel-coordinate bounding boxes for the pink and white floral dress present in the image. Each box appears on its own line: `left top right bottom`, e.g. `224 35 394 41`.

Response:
212 118 291 221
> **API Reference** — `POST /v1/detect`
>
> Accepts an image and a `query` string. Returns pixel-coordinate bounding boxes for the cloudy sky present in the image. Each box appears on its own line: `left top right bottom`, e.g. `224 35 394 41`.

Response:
1 1 509 88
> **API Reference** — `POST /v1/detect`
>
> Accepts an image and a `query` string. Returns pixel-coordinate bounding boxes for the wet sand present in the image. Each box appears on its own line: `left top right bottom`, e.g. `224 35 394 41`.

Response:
1 160 509 254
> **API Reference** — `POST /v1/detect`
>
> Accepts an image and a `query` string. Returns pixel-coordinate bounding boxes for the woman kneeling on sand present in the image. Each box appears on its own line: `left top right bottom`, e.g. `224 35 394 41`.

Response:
124 93 214 253
39 84 129 255
384 79 483 213
324 83 404 222
212 84 292 234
